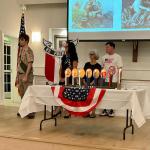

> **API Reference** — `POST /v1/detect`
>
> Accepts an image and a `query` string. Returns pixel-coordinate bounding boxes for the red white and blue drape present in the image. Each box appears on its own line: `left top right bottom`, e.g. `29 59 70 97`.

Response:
51 86 106 116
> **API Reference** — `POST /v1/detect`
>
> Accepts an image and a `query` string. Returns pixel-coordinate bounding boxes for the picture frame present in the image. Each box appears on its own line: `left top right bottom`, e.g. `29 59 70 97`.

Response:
54 35 67 50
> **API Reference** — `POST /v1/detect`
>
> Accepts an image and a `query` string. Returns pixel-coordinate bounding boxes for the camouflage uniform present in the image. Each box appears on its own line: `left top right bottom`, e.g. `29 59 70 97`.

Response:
16 46 34 98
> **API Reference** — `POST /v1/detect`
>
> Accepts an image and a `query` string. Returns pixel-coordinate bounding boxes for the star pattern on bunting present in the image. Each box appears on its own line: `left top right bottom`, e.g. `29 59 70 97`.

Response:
63 87 89 101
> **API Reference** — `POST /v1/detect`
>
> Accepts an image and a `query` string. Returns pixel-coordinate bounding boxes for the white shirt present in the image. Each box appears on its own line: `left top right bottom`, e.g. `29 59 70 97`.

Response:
102 53 123 83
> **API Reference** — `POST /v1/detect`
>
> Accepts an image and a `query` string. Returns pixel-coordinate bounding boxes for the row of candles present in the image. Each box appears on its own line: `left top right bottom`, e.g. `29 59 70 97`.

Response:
65 68 110 87
65 68 122 88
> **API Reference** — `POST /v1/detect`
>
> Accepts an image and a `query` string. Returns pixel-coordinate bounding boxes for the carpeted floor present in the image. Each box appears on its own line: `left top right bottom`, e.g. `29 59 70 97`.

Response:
0 106 149 150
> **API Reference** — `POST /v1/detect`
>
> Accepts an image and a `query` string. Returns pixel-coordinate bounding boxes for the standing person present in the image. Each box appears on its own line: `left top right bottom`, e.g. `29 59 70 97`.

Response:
83 50 102 118
54 41 78 118
59 41 78 85
100 41 123 117
15 33 35 119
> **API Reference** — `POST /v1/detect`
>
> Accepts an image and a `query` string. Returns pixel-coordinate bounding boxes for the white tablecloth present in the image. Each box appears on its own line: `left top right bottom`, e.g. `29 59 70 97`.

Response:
19 85 150 128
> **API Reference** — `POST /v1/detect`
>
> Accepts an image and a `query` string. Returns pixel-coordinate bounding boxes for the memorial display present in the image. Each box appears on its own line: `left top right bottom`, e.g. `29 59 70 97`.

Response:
64 68 122 89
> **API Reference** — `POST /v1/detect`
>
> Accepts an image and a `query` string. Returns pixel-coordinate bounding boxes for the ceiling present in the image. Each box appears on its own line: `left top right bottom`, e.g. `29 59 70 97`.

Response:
17 0 67 5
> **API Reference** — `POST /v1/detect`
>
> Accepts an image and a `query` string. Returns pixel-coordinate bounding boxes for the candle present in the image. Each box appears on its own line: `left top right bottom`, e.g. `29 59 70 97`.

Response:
108 75 112 88
93 69 99 87
65 68 71 86
72 76 74 86
87 71 90 87
65 76 67 86
79 69 85 87
118 68 122 84
101 69 106 78
101 69 106 85
72 69 78 86
87 77 90 87
79 70 81 86
94 78 96 86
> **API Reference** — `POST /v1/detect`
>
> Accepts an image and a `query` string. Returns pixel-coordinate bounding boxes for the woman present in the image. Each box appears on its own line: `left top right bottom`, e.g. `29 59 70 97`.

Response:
83 50 102 118
54 41 78 118
59 41 78 85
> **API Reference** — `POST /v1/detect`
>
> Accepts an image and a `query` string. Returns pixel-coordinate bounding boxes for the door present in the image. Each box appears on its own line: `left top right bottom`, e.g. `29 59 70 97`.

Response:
0 31 4 102
4 43 11 99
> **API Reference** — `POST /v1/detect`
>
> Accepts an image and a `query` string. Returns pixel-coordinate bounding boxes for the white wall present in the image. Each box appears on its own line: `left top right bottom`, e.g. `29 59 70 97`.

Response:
0 0 21 37
25 3 67 76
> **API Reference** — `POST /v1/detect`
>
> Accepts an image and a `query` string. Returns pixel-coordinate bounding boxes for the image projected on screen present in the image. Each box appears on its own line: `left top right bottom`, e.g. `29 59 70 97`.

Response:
68 0 150 40
122 0 150 29
71 0 113 29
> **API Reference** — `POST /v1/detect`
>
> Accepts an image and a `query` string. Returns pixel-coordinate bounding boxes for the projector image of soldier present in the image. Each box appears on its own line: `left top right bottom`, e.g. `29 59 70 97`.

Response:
130 0 150 26
85 0 102 18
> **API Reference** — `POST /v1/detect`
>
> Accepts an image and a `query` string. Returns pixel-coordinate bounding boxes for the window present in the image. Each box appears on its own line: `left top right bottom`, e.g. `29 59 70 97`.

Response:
4 44 11 98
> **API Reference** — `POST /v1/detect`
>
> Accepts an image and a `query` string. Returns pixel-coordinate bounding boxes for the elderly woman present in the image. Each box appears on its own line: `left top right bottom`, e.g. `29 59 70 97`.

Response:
83 50 102 118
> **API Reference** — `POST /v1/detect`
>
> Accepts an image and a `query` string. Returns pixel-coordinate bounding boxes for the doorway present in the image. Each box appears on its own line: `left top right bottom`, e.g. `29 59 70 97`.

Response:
3 35 20 105
4 43 11 99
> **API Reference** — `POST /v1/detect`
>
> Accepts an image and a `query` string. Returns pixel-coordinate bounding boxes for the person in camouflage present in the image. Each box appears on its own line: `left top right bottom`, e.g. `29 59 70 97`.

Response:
15 33 35 119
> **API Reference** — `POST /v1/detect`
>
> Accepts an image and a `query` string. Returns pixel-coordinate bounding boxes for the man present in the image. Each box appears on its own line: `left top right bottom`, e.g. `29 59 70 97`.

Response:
16 33 35 119
101 41 123 117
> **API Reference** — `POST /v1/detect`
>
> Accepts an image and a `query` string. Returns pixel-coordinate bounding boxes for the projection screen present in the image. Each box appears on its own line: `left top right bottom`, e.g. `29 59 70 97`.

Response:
68 0 150 40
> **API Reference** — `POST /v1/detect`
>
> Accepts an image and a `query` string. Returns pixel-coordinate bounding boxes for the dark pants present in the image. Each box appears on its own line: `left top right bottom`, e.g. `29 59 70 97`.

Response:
102 82 117 115
103 82 117 89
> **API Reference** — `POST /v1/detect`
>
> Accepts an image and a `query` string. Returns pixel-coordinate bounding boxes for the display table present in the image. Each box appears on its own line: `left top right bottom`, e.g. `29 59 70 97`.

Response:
19 85 150 140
